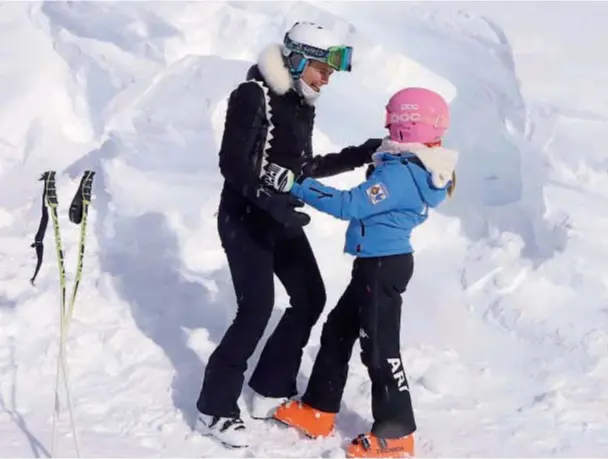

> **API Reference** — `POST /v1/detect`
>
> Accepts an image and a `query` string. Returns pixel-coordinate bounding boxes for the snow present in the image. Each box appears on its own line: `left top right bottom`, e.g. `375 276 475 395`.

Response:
1 1 607 457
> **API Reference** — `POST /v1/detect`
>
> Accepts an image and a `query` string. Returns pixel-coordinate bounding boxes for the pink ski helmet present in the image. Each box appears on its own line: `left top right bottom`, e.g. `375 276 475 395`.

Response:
385 87 450 144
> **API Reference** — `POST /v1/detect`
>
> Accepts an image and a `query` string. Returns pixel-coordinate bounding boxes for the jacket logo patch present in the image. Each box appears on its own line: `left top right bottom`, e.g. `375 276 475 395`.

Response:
366 183 388 205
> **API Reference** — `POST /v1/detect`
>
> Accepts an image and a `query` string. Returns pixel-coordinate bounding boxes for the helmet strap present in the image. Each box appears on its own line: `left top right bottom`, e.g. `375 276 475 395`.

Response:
284 52 308 80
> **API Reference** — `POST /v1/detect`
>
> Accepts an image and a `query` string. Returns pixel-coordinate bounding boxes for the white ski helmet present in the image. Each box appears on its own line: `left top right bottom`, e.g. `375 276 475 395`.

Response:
282 22 353 78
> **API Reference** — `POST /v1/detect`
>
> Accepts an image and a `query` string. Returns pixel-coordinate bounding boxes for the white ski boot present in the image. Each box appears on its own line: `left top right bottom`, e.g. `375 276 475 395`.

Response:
195 413 250 448
250 392 289 420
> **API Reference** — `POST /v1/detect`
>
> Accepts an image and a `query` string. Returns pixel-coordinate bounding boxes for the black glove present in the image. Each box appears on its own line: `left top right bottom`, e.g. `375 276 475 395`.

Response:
365 163 376 179
257 187 311 227
358 138 383 156
348 138 383 167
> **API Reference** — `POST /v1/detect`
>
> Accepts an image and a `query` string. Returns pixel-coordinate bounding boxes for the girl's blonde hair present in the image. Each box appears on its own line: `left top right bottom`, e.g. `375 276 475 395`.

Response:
447 171 456 198
425 140 456 198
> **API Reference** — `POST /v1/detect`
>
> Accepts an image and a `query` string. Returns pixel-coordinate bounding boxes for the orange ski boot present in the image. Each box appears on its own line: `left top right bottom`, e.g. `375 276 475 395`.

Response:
273 400 336 438
346 432 415 458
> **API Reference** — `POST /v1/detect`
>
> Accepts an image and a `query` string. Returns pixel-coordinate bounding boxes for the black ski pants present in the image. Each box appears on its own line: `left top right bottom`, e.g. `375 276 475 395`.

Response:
197 204 326 418
301 253 416 438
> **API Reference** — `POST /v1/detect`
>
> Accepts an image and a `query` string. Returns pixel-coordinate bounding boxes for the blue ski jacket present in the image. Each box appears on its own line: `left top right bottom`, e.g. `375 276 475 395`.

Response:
289 151 453 257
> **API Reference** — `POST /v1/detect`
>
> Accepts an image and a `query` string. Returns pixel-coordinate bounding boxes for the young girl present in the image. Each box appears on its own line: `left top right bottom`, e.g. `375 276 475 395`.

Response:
263 87 458 458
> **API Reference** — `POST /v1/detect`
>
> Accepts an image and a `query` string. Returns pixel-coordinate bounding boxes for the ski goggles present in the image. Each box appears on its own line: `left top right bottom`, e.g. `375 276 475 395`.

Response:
326 45 352 72
284 35 353 72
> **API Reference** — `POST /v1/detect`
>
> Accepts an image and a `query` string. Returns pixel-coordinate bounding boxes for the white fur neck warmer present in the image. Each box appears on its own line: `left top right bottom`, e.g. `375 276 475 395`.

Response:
373 137 459 188
256 44 293 95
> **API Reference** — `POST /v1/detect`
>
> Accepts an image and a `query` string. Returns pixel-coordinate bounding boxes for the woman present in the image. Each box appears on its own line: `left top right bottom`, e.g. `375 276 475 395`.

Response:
195 21 381 448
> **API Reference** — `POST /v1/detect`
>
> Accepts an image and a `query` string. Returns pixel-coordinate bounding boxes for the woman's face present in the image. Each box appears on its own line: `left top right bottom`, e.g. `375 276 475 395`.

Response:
300 60 334 92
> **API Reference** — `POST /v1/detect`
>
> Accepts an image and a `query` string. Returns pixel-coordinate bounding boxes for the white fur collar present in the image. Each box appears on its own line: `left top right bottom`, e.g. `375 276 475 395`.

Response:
257 44 294 96
373 137 459 188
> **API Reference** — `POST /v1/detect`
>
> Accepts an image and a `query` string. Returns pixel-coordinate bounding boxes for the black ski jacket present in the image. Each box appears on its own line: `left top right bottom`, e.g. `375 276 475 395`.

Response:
218 45 381 235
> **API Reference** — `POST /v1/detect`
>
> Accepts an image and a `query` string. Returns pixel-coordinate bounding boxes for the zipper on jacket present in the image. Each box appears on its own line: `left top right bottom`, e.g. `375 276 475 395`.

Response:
356 221 366 253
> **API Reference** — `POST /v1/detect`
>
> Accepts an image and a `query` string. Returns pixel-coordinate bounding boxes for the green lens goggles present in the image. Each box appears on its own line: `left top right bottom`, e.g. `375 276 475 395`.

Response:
326 46 353 72
284 35 353 72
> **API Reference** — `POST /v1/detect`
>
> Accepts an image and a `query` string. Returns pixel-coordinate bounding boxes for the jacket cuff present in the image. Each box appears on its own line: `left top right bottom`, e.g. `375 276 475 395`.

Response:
290 181 303 199
290 177 312 199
